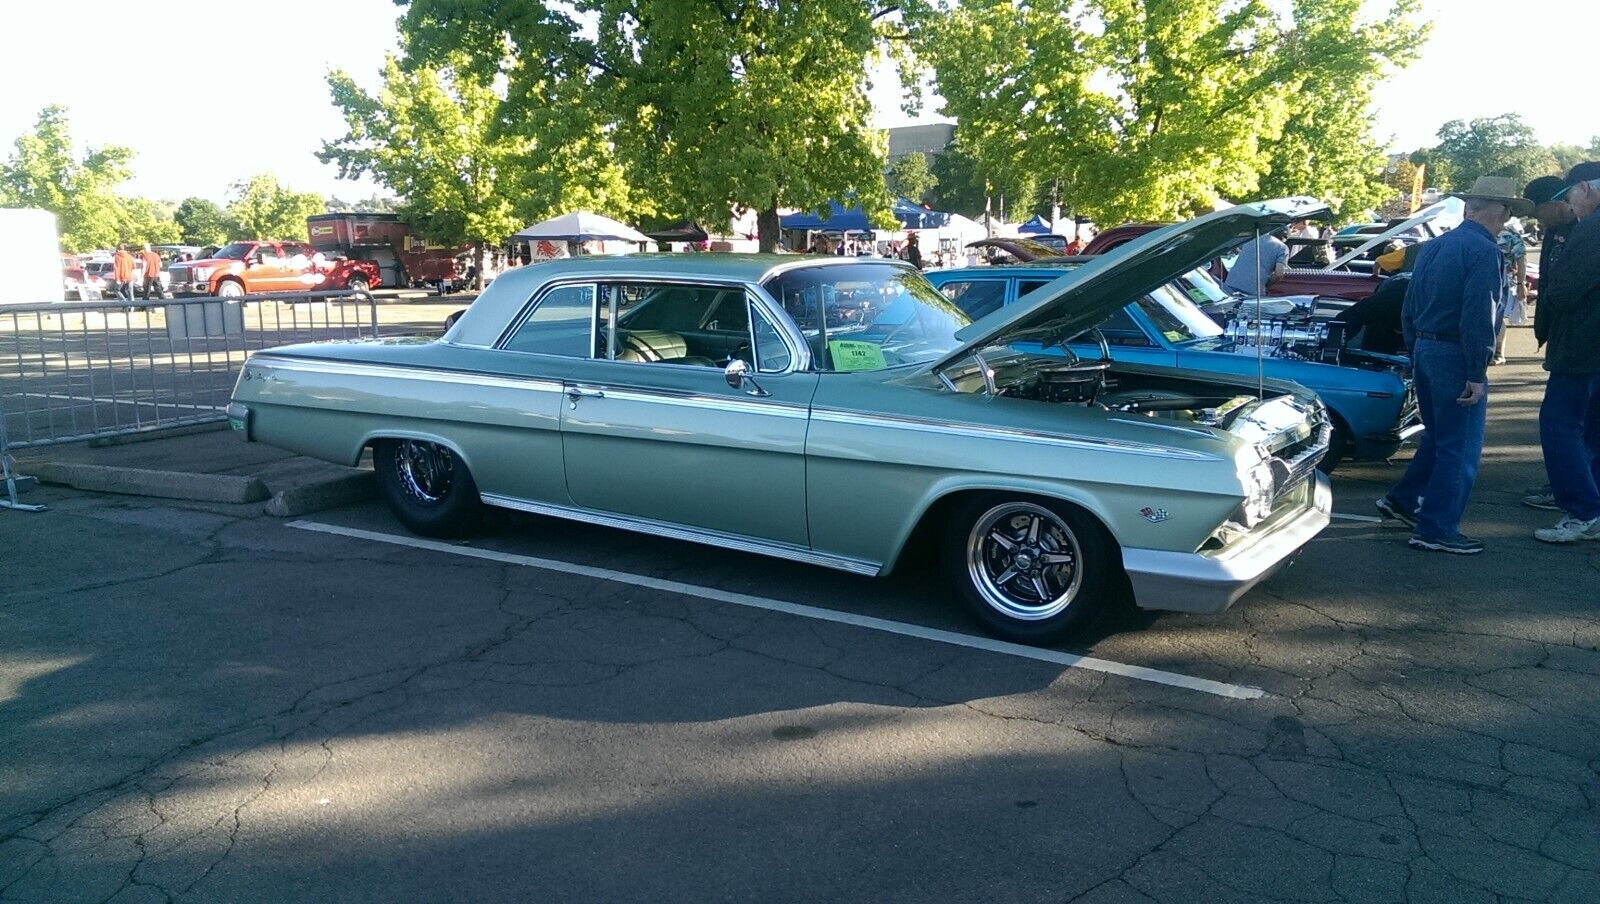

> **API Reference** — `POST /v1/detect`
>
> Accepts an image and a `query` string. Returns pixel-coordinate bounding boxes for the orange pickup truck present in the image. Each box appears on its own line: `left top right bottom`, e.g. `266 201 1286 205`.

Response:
166 240 381 297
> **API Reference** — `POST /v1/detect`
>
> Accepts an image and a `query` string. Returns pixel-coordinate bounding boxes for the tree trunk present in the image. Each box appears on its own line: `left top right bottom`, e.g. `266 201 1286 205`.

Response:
475 242 486 291
758 206 781 253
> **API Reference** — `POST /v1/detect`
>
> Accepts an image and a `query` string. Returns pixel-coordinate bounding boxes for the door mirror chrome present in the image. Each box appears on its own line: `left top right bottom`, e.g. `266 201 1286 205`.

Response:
724 359 768 396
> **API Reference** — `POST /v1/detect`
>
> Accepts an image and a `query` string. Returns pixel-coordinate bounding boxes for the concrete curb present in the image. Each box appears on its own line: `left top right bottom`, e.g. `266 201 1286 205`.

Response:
30 462 269 504
88 421 230 447
264 471 376 518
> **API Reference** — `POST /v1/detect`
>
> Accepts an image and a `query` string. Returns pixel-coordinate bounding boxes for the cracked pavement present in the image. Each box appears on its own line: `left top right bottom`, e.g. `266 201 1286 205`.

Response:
2 338 1598 902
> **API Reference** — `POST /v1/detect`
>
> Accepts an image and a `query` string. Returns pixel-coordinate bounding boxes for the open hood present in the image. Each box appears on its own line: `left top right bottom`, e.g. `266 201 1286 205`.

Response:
1324 198 1462 271
937 198 1329 369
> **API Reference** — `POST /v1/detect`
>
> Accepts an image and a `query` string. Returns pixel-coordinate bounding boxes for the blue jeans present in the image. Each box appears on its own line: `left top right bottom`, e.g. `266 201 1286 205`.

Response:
1388 339 1487 539
1540 373 1600 521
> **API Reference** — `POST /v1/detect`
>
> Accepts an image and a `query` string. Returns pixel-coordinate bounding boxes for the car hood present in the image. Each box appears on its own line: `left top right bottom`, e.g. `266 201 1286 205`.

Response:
1324 197 1462 270
937 198 1329 368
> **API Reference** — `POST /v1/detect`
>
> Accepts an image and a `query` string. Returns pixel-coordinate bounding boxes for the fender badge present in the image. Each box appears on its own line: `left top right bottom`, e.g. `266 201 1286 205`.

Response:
1140 506 1169 524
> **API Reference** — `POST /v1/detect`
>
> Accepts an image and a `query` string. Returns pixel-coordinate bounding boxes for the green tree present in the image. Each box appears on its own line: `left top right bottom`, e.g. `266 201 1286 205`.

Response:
223 174 325 241
321 54 631 282
1431 114 1555 191
400 0 899 251
888 152 938 204
117 197 182 245
0 105 137 251
911 0 1425 225
1548 143 1590 176
1255 1 1427 222
175 197 230 245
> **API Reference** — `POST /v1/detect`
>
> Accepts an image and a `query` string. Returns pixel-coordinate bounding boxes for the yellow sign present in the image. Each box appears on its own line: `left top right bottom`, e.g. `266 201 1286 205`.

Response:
828 340 887 372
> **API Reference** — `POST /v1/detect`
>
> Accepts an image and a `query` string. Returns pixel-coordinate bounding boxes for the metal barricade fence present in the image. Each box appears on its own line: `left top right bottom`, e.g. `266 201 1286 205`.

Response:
0 292 379 457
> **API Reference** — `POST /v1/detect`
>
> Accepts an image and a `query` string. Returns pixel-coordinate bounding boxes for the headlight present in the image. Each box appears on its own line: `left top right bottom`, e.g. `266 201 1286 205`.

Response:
192 267 211 281
1238 456 1276 528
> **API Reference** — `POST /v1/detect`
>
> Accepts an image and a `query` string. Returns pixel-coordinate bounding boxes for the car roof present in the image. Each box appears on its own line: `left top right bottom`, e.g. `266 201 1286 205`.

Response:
447 253 916 348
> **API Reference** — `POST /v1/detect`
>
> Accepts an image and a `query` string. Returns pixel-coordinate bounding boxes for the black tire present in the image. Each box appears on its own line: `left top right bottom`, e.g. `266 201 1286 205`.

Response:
373 439 482 537
214 278 245 298
347 276 371 296
941 495 1118 645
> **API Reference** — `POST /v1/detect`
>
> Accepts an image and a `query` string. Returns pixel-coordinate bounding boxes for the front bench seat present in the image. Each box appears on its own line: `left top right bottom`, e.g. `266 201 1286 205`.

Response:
617 330 718 368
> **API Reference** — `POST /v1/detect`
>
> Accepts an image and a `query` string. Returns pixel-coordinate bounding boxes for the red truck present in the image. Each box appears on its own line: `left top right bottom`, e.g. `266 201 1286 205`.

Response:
307 213 465 289
165 241 381 297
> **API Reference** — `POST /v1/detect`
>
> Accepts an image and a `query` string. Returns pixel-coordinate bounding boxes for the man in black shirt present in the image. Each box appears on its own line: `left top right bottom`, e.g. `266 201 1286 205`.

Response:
1530 163 1600 543
1525 175 1579 349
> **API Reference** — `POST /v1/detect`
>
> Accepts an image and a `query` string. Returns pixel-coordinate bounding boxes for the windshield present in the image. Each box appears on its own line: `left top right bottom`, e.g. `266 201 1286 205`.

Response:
762 263 969 372
1136 284 1225 344
1171 267 1232 305
211 243 254 260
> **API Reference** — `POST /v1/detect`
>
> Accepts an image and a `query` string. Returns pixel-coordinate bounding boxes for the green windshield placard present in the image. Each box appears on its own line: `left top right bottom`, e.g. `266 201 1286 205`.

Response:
828 340 887 372
1186 287 1210 304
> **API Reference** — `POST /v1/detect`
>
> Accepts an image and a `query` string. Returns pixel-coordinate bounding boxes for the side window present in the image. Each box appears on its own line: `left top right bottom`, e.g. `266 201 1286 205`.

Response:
938 280 1008 319
704 289 749 333
603 282 728 367
1096 306 1153 347
750 300 792 374
502 284 596 357
1017 280 1053 297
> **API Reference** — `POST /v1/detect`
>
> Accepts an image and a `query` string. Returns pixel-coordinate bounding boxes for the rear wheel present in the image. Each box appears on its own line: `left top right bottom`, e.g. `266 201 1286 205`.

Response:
942 495 1117 645
373 439 482 537
347 276 371 296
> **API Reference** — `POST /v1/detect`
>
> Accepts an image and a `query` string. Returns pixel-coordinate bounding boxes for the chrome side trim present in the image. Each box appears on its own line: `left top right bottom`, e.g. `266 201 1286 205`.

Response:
810 408 1218 460
479 493 882 576
248 355 564 394
592 386 809 419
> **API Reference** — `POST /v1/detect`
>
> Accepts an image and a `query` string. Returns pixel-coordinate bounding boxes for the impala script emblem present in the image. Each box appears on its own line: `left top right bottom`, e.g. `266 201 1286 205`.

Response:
1140 506 1169 524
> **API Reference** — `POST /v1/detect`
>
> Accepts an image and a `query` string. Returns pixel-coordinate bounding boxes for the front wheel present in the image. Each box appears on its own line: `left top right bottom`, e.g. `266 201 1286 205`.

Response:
346 276 370 296
215 279 245 298
942 496 1118 645
373 439 482 537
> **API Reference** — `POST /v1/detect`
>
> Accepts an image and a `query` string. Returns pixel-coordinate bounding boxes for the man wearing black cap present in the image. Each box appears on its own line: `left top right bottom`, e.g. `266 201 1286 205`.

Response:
1529 162 1600 543
1518 175 1579 511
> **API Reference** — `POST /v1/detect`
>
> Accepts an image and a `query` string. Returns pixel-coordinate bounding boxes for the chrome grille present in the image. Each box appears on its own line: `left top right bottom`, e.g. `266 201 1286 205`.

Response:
1270 418 1331 505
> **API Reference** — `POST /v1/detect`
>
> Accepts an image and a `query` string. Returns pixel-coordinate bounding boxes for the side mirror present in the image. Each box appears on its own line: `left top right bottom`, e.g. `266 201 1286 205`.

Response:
724 359 767 396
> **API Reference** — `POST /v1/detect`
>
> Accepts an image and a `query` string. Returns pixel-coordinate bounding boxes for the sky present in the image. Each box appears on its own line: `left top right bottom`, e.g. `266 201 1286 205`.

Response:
3 0 1595 205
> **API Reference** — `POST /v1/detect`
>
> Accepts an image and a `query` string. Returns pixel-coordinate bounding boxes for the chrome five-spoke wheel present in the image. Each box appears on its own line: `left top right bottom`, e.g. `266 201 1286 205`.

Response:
966 502 1084 621
943 495 1114 644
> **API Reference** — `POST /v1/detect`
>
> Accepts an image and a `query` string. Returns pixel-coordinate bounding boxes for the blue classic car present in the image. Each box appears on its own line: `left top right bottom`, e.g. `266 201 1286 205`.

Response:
927 263 1421 470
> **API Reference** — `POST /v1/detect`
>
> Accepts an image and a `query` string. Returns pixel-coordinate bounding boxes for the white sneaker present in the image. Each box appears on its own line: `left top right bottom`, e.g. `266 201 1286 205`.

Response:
1534 516 1600 544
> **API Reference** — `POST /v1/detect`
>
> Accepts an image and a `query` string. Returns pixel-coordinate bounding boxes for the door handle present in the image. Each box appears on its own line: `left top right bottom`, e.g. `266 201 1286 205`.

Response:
566 386 604 408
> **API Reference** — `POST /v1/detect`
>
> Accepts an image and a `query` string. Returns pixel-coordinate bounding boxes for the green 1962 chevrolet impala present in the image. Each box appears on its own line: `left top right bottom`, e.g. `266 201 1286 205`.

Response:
228 199 1333 644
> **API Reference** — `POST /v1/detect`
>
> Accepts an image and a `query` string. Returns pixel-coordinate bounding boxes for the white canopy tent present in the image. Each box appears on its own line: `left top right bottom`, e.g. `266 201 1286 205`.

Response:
513 211 651 243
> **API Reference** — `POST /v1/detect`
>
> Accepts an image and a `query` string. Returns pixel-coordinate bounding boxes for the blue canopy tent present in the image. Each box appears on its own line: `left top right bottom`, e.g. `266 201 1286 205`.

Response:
778 202 874 232
780 198 955 232
1017 215 1053 235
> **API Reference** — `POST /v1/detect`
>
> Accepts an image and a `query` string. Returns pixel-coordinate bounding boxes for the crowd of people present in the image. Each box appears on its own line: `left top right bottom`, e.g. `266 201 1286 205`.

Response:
1370 167 1600 552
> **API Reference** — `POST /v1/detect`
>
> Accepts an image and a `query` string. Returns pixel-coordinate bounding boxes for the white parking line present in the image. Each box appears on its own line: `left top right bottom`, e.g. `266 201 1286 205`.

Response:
1331 513 1382 524
288 520 1268 701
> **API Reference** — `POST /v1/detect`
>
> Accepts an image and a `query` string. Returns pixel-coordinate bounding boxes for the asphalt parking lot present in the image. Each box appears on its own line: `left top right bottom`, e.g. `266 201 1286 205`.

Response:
3 328 1598 903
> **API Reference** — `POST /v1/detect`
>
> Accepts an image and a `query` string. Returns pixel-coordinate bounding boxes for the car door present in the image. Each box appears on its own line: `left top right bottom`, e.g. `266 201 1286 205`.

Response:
243 243 290 292
559 281 817 548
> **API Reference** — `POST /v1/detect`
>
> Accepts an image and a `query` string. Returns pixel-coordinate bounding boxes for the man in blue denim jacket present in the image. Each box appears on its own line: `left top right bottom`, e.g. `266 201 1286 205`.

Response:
1376 176 1529 554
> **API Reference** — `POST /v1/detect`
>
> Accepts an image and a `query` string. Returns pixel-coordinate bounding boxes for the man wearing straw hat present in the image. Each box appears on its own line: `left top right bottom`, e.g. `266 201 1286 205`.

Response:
1375 176 1530 554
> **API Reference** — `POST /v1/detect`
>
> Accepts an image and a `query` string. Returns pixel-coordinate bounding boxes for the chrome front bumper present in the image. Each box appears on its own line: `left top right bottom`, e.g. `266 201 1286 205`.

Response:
1121 472 1332 614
